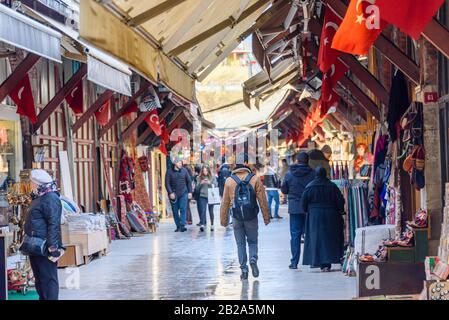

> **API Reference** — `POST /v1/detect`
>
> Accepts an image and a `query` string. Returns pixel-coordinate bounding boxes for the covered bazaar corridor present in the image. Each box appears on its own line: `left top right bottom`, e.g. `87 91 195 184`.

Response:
2 0 449 303
59 205 355 300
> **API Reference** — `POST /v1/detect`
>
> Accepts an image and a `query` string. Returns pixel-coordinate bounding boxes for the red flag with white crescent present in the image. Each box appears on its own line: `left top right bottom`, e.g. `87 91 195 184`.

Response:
95 99 110 126
160 119 170 144
122 101 138 115
331 0 387 55
376 0 444 39
65 80 84 114
318 7 342 73
321 60 348 103
144 109 162 136
9 74 37 123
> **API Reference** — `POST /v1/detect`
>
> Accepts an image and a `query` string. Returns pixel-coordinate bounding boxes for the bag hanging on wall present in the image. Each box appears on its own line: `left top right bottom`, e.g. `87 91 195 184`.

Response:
207 187 221 205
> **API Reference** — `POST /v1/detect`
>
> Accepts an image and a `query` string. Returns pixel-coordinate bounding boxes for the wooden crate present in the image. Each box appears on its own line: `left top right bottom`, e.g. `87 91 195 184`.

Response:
388 247 415 263
68 230 109 257
58 244 84 268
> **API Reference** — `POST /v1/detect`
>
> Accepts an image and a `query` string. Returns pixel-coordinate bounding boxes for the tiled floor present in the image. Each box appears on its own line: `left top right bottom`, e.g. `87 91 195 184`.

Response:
59 205 356 300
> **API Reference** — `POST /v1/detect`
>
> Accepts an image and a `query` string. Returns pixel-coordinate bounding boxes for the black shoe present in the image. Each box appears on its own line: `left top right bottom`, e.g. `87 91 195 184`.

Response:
180 227 187 232
250 260 259 278
289 264 298 269
240 272 248 280
196 223 202 227
175 228 180 232
199 225 204 232
275 215 283 219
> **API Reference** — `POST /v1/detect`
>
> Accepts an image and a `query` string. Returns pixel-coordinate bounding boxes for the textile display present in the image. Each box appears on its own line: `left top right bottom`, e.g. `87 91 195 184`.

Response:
132 158 151 212
126 212 147 233
347 180 370 244
119 150 135 205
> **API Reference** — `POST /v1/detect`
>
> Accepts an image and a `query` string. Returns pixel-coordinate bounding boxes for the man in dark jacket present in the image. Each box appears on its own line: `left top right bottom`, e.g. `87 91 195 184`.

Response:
281 152 315 269
217 162 232 225
165 158 192 232
25 169 64 300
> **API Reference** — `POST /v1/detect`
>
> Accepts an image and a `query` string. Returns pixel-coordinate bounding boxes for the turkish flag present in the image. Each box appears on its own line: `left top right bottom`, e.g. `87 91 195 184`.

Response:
160 119 170 144
144 110 162 136
159 141 168 156
318 7 342 73
376 0 444 39
9 74 37 124
321 60 348 102
332 0 387 55
65 80 83 114
95 99 110 126
319 93 339 117
122 101 138 115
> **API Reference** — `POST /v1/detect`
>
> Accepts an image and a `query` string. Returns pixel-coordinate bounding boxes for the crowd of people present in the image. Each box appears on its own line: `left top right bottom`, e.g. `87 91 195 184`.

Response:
165 145 346 280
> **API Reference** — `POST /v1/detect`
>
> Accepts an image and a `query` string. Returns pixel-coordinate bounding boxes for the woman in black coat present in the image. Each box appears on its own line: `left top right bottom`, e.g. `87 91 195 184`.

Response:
301 167 345 272
24 169 64 300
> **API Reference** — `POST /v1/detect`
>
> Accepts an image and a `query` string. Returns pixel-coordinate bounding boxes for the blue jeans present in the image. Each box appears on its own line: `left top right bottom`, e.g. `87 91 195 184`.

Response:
197 196 215 225
290 214 306 267
267 190 280 217
233 217 258 272
171 192 188 229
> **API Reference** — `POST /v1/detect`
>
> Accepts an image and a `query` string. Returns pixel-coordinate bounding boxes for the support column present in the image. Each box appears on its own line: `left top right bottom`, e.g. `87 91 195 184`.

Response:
418 38 442 255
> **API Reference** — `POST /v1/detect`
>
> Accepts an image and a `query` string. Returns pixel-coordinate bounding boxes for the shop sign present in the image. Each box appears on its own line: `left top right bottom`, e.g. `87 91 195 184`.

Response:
424 92 438 103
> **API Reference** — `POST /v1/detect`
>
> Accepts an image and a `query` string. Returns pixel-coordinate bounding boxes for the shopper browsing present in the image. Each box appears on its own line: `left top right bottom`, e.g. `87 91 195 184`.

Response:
195 165 218 232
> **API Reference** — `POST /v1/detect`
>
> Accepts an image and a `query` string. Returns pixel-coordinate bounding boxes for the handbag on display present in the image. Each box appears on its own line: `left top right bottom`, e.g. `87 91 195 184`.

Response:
19 234 47 256
207 187 221 205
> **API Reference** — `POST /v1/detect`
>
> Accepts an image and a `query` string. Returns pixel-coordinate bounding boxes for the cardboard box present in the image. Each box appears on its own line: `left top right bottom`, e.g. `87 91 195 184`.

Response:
58 244 83 268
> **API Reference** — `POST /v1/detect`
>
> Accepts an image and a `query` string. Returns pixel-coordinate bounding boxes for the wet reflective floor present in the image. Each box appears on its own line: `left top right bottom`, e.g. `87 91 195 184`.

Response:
59 205 356 300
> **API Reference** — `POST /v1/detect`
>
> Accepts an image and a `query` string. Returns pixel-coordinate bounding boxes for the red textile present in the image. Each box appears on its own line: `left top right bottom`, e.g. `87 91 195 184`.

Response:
332 0 387 55
376 0 444 39
318 7 342 73
65 79 83 114
144 109 162 136
95 99 110 126
9 74 37 123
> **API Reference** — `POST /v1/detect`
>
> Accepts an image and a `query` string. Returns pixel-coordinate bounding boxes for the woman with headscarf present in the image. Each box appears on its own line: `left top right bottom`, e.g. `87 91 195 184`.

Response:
300 167 345 272
23 169 64 300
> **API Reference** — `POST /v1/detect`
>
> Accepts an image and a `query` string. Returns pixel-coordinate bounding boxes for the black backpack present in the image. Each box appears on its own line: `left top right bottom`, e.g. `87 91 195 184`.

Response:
231 173 259 221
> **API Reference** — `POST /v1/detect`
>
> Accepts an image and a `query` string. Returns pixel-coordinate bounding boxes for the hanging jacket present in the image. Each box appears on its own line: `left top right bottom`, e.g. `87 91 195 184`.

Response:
281 164 315 214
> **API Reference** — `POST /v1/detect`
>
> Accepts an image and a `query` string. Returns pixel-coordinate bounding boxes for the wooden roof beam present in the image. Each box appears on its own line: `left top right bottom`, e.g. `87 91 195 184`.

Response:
170 0 271 56
338 76 380 120
72 89 114 133
34 64 87 132
126 0 189 27
121 112 150 142
423 19 449 60
98 81 151 138
308 18 390 106
0 53 40 103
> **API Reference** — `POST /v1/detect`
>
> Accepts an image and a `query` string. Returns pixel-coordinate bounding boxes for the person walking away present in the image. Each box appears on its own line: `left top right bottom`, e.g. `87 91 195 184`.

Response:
281 152 315 269
220 162 270 280
183 160 194 225
300 167 345 272
24 169 65 300
195 166 218 232
263 165 282 219
217 162 232 225
165 158 192 232
278 159 289 204
308 148 332 179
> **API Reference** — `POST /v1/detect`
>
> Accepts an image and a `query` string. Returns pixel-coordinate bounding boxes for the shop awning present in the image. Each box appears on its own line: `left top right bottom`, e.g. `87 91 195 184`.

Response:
0 4 61 62
22 5 133 96
79 0 273 103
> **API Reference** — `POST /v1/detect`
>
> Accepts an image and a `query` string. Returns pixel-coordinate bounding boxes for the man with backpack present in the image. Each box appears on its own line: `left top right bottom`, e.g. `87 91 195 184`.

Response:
220 161 270 280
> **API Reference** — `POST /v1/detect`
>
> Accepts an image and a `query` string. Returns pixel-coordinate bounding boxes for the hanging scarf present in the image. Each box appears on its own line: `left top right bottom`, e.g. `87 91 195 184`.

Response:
31 182 58 200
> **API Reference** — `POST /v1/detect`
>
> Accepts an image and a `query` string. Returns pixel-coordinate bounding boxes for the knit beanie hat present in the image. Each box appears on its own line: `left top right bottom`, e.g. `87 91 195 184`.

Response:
296 152 309 164
30 169 53 185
